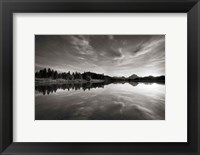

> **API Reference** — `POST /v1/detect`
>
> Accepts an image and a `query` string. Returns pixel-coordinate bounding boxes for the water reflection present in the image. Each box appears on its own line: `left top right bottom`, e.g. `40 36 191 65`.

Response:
35 82 109 95
35 81 163 95
35 82 165 120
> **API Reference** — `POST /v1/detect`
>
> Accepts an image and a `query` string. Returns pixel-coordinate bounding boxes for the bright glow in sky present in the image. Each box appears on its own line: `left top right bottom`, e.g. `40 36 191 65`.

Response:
35 35 165 77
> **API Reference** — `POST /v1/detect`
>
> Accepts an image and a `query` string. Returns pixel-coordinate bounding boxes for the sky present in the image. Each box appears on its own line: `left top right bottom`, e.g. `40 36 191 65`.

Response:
35 35 165 77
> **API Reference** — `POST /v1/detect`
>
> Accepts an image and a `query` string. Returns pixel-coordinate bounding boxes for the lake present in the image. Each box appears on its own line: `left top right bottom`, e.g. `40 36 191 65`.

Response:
35 82 165 120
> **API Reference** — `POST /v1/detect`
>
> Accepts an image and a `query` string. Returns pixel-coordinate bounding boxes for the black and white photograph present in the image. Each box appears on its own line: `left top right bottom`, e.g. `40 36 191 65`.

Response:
35 35 165 120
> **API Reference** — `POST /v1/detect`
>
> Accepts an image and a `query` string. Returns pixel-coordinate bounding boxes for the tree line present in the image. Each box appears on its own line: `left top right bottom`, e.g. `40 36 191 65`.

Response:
35 68 165 82
35 68 106 81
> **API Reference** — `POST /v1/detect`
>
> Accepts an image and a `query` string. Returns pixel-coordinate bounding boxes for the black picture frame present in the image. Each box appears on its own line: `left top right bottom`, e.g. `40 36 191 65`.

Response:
0 0 199 154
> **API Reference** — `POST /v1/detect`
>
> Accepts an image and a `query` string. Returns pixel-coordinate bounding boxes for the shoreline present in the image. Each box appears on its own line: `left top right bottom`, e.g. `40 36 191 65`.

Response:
35 78 165 86
35 78 105 86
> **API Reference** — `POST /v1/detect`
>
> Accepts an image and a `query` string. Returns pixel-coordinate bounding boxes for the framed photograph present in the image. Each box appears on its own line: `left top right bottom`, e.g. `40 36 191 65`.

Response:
0 0 199 154
35 34 166 121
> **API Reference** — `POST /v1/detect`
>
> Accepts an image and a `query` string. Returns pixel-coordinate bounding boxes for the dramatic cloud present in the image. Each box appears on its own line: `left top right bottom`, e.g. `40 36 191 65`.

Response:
35 35 165 77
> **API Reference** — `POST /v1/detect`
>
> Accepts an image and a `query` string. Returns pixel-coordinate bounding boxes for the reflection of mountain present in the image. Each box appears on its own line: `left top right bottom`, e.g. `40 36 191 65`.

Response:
35 68 165 95
128 82 139 87
35 81 165 95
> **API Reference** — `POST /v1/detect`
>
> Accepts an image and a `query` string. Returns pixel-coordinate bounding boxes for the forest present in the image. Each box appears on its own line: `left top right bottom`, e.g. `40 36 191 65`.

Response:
35 68 111 81
35 68 165 83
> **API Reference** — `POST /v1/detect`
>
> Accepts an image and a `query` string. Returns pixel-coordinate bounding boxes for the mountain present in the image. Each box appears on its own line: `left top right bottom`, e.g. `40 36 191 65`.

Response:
134 75 165 82
128 74 139 79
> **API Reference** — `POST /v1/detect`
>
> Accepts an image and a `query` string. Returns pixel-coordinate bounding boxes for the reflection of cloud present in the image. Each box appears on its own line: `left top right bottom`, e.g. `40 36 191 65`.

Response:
35 35 165 77
36 82 165 120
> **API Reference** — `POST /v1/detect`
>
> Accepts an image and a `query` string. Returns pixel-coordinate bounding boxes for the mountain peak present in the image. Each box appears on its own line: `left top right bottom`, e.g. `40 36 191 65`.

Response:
128 74 138 79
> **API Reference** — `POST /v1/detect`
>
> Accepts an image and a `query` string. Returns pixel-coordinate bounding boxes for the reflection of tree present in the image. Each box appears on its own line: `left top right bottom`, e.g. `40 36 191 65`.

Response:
35 81 164 95
35 82 107 95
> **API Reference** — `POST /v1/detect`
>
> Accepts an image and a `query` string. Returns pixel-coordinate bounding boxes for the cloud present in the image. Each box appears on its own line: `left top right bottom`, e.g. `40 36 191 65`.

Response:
35 35 165 77
70 35 94 55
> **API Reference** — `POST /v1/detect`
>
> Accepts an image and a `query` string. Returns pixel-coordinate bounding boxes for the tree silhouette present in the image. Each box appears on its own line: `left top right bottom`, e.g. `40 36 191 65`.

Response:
35 68 165 83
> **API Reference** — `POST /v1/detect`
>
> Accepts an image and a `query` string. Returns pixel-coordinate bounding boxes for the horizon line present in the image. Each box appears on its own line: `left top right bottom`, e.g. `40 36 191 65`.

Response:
35 67 165 78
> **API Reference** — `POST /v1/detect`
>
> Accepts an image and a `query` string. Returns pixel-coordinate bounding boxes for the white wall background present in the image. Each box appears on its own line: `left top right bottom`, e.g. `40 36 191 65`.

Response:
13 13 187 142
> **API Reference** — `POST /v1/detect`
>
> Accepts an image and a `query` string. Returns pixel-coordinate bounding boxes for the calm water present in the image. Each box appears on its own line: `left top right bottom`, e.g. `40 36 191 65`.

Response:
35 82 165 120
